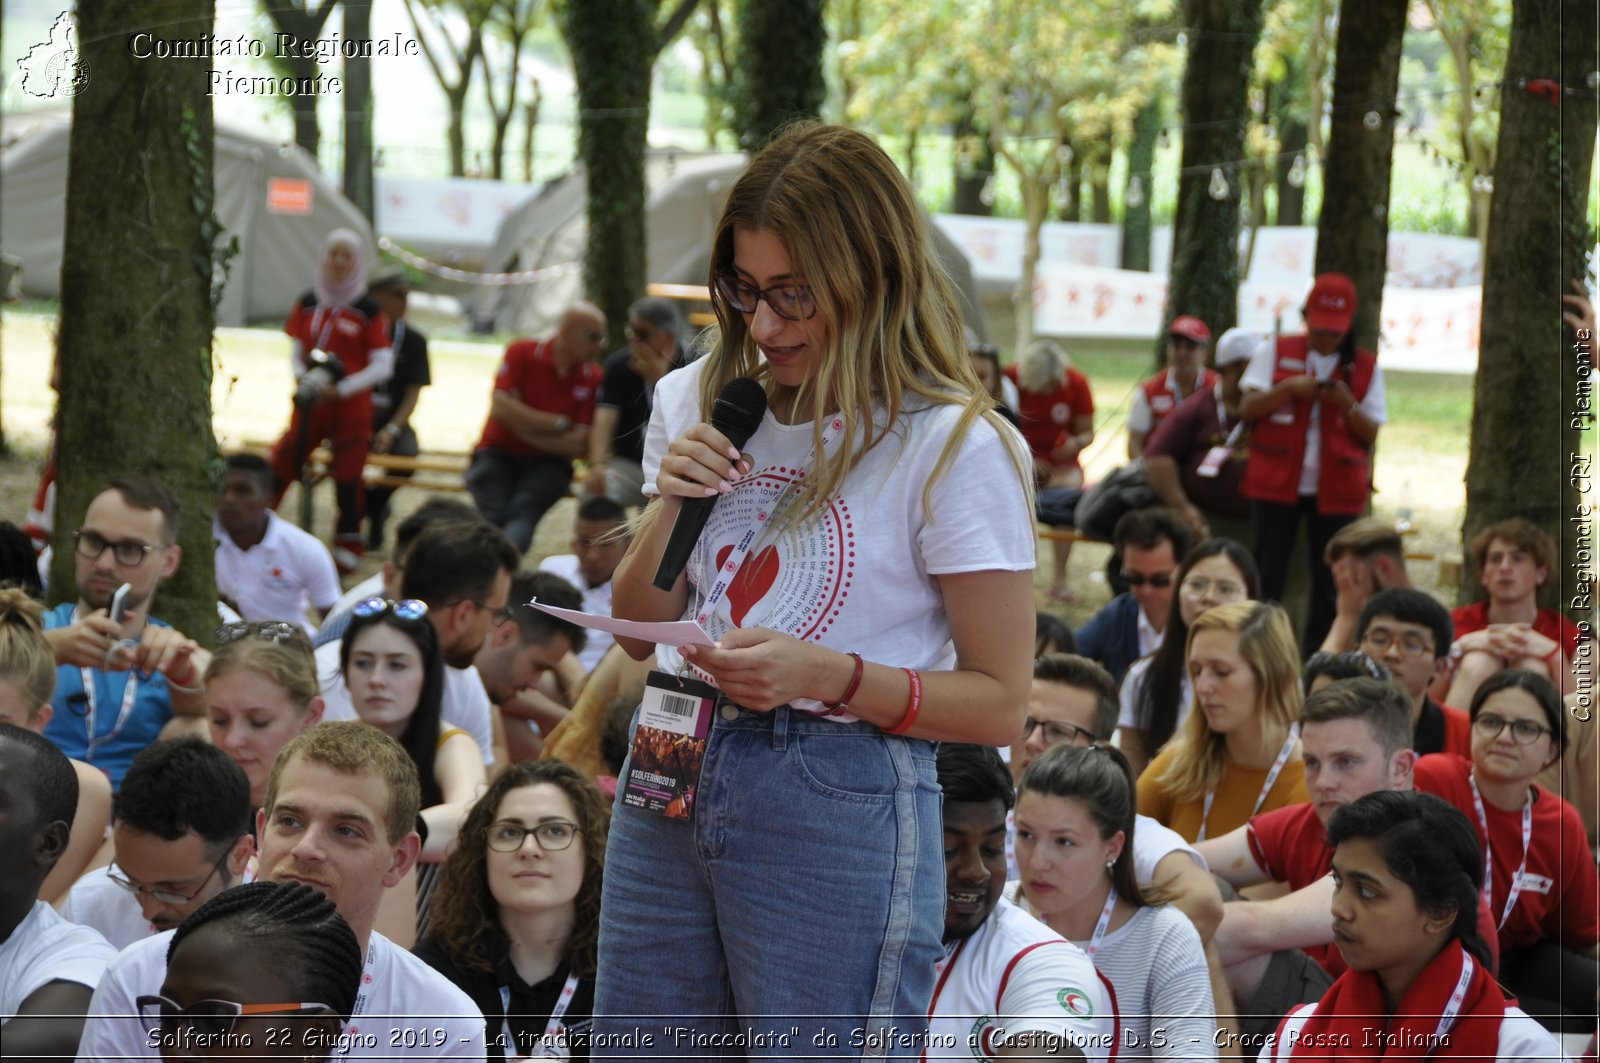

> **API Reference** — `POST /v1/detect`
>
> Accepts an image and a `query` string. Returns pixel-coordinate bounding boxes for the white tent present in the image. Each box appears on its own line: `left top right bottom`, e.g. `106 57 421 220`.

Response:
475 152 987 340
1 113 373 326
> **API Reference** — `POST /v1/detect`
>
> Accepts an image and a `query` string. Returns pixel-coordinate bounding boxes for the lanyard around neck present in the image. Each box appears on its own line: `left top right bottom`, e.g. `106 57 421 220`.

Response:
1196 726 1298 843
1468 770 1533 929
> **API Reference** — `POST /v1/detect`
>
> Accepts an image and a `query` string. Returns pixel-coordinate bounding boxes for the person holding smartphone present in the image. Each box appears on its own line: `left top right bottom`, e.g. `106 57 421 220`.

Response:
40 477 210 790
1238 273 1388 656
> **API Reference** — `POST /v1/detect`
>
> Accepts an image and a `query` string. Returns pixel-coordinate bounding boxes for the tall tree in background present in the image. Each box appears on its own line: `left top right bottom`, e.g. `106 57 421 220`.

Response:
562 0 699 351
1424 0 1510 243
342 0 375 221
731 0 824 151
259 0 339 163
53 0 221 640
1459 0 1596 608
1164 0 1264 362
1258 0 1333 228
1312 0 1407 354
482 0 540 181
406 0 490 177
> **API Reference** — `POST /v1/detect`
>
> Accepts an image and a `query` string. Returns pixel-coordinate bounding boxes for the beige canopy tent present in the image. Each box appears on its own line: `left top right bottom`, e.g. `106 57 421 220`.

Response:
1 111 373 327
473 152 986 341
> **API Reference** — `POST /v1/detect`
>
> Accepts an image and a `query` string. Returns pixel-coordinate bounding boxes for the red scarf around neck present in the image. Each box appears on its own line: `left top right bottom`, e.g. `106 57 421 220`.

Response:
1290 940 1505 1059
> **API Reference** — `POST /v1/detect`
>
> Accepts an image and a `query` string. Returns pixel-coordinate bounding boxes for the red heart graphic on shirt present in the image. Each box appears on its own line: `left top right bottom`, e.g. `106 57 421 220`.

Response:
714 544 780 626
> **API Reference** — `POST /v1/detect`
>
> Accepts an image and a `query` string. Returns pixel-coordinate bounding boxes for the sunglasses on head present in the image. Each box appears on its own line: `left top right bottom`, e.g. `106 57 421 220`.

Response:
352 597 428 622
1120 571 1173 588
215 620 308 648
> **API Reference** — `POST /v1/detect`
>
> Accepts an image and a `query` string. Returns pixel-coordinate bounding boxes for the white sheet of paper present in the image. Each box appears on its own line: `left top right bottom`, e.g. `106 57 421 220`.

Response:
528 599 716 648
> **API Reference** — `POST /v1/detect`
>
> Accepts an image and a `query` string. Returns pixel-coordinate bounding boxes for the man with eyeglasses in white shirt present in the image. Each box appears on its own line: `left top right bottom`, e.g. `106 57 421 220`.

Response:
59 739 254 949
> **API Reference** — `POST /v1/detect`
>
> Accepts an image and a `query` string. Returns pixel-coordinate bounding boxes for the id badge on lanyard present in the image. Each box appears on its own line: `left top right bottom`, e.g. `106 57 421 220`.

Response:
620 671 717 820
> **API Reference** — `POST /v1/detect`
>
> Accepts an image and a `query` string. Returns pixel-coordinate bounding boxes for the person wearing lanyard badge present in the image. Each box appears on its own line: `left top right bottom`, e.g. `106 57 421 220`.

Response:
1011 743 1216 1062
417 760 609 1062
1265 791 1564 1061
77 722 487 1061
266 228 394 574
41 476 210 791
1414 669 1599 1036
600 124 1035 1057
1136 601 1308 844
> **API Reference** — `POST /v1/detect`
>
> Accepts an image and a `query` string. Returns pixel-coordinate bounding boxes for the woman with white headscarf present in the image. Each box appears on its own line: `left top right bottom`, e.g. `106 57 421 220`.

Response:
267 229 394 572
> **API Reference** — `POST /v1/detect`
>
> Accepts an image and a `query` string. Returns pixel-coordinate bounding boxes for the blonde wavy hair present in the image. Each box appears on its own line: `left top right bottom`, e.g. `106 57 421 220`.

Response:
696 122 1029 523
1152 600 1302 803
0 587 54 721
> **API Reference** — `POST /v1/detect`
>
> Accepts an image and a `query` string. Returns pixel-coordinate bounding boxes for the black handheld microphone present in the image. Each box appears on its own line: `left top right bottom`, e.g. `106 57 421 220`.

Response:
652 377 769 591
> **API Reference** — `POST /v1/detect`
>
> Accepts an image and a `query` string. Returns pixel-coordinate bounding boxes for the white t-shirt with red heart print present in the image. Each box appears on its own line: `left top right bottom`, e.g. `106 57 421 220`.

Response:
643 357 1036 708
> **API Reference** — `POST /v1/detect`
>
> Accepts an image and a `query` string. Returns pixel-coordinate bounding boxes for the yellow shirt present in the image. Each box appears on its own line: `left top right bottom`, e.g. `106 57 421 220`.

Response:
1136 741 1308 843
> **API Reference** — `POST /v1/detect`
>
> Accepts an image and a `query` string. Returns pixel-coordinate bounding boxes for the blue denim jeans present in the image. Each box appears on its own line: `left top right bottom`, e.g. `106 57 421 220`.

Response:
593 704 944 1060
464 447 572 555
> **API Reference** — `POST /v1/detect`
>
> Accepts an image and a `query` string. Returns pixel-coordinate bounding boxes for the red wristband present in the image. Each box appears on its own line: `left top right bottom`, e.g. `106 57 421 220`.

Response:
1542 645 1562 664
826 652 865 715
885 668 922 735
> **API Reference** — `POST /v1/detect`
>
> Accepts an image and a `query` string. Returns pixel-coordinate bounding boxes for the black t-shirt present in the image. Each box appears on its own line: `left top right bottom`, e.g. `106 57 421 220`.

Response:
373 319 432 426
413 936 594 1062
595 345 685 465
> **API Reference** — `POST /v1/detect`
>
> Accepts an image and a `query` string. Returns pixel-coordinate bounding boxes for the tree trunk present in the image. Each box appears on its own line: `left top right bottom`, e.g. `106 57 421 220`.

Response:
1166 0 1264 363
1275 114 1308 225
1057 138 1082 222
341 0 375 222
1459 0 1597 610
521 78 542 183
1120 101 1158 271
951 101 995 216
1087 143 1112 225
563 0 654 351
259 3 337 164
1014 177 1049 353
732 0 825 152
1312 0 1406 355
53 0 220 641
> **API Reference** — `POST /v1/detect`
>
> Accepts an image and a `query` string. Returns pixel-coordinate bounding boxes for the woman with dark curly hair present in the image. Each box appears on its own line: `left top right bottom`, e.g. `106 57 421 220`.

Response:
414 759 610 1061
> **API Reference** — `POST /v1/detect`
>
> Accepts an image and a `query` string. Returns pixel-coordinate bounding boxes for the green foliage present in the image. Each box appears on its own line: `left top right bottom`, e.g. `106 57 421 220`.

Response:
177 105 237 312
731 0 825 151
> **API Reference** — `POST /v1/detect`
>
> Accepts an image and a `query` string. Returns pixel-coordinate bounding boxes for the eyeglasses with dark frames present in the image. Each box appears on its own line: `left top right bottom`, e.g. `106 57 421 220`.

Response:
1472 712 1552 745
74 529 157 567
352 597 429 622
1360 628 1434 658
1120 570 1174 588
713 272 818 321
136 994 336 1040
106 848 232 906
1019 717 1099 747
487 819 582 853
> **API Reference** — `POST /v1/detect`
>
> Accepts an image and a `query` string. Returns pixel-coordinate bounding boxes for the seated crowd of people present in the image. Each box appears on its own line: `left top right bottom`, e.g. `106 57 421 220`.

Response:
1 287 1594 1061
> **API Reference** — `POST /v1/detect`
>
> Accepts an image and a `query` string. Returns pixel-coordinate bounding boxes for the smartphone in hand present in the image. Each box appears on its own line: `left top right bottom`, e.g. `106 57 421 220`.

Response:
109 582 132 625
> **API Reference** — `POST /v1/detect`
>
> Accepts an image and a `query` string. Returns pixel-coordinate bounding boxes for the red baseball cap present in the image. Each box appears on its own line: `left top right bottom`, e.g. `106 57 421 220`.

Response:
1168 315 1212 344
1305 273 1357 333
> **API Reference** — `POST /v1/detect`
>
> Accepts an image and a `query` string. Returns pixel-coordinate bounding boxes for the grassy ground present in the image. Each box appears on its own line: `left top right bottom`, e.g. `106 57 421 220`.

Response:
0 301 1477 627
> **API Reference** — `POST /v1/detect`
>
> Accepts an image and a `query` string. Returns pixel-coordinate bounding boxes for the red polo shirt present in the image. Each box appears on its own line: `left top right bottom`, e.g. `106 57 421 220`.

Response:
477 337 602 458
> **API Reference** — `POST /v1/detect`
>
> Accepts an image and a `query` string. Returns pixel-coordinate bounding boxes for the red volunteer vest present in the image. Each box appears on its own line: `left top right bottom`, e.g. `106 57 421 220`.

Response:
1141 367 1219 428
1241 335 1376 515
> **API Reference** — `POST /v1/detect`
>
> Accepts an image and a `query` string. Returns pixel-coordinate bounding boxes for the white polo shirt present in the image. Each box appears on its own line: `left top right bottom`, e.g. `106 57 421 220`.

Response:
214 512 342 631
928 897 1115 1061
1 901 116 1018
78 927 485 1060
316 640 494 763
536 554 614 672
57 866 155 952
